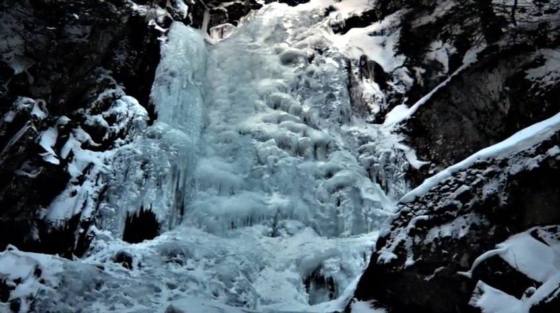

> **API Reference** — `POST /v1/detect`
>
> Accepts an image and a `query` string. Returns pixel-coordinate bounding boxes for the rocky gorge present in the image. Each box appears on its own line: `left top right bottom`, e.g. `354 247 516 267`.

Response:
0 0 559 312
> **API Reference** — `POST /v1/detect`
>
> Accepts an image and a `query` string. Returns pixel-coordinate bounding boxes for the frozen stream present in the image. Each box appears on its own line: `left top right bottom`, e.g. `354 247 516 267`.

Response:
11 1 414 312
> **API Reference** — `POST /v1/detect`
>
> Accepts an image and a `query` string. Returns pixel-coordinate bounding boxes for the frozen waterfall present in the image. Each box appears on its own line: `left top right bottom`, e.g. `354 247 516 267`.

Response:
36 2 414 312
99 23 207 235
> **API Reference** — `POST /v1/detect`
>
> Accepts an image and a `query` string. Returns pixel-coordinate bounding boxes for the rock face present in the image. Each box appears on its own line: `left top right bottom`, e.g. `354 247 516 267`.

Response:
397 1 559 181
354 124 560 312
0 0 158 256
351 0 560 312
405 45 560 180
187 0 263 29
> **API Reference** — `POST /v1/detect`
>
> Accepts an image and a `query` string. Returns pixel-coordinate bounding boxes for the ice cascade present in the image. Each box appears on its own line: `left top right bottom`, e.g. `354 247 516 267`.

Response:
37 2 414 312
99 23 207 235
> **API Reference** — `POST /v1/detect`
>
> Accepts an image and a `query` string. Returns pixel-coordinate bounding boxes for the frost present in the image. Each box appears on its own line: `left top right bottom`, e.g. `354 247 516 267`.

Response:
425 213 485 243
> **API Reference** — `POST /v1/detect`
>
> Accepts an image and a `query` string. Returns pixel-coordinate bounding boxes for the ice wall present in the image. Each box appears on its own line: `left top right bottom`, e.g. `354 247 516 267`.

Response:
184 4 402 238
99 23 207 235
86 1 413 311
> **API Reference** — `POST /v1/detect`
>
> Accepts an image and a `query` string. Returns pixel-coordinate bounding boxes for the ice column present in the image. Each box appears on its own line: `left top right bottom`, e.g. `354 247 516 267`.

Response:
99 22 207 236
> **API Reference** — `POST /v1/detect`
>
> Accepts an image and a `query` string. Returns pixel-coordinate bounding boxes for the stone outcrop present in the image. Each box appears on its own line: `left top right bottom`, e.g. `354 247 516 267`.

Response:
350 1 560 312
353 122 560 313
0 0 160 256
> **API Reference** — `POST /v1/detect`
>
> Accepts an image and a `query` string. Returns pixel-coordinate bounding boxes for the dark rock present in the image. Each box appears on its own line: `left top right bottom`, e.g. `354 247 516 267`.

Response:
9 298 21 313
122 207 160 244
264 0 309 7
0 0 167 256
404 46 560 180
331 9 378 35
471 255 539 299
189 0 262 29
0 279 12 302
112 251 134 270
358 55 389 90
0 0 262 258
165 304 185 313
304 267 337 305
352 129 560 313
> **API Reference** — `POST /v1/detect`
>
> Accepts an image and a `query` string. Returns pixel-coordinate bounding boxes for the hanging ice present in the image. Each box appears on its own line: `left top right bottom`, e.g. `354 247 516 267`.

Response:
99 23 207 235
43 1 416 312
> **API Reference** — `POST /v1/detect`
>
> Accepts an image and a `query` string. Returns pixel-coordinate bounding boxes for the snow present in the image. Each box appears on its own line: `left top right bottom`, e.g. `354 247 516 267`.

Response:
401 112 560 203
470 281 525 313
172 0 189 19
0 247 64 313
468 227 560 313
498 231 560 283
383 44 486 127
525 49 560 91
39 127 59 165
46 90 148 223
330 11 405 72
383 62 470 127
350 300 387 313
328 0 375 20
425 40 456 74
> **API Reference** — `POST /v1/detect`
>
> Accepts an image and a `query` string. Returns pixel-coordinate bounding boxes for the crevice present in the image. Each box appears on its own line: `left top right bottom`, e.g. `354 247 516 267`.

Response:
123 206 160 243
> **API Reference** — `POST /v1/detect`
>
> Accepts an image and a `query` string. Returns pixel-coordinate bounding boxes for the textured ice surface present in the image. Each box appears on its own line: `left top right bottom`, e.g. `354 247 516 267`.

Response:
18 1 416 312
99 23 207 235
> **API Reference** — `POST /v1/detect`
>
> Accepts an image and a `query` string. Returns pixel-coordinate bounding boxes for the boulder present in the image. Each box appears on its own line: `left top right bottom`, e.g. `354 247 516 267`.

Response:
352 121 560 313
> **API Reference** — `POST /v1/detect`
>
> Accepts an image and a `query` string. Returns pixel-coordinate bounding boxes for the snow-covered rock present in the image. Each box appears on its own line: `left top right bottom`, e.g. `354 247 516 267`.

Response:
353 113 560 312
